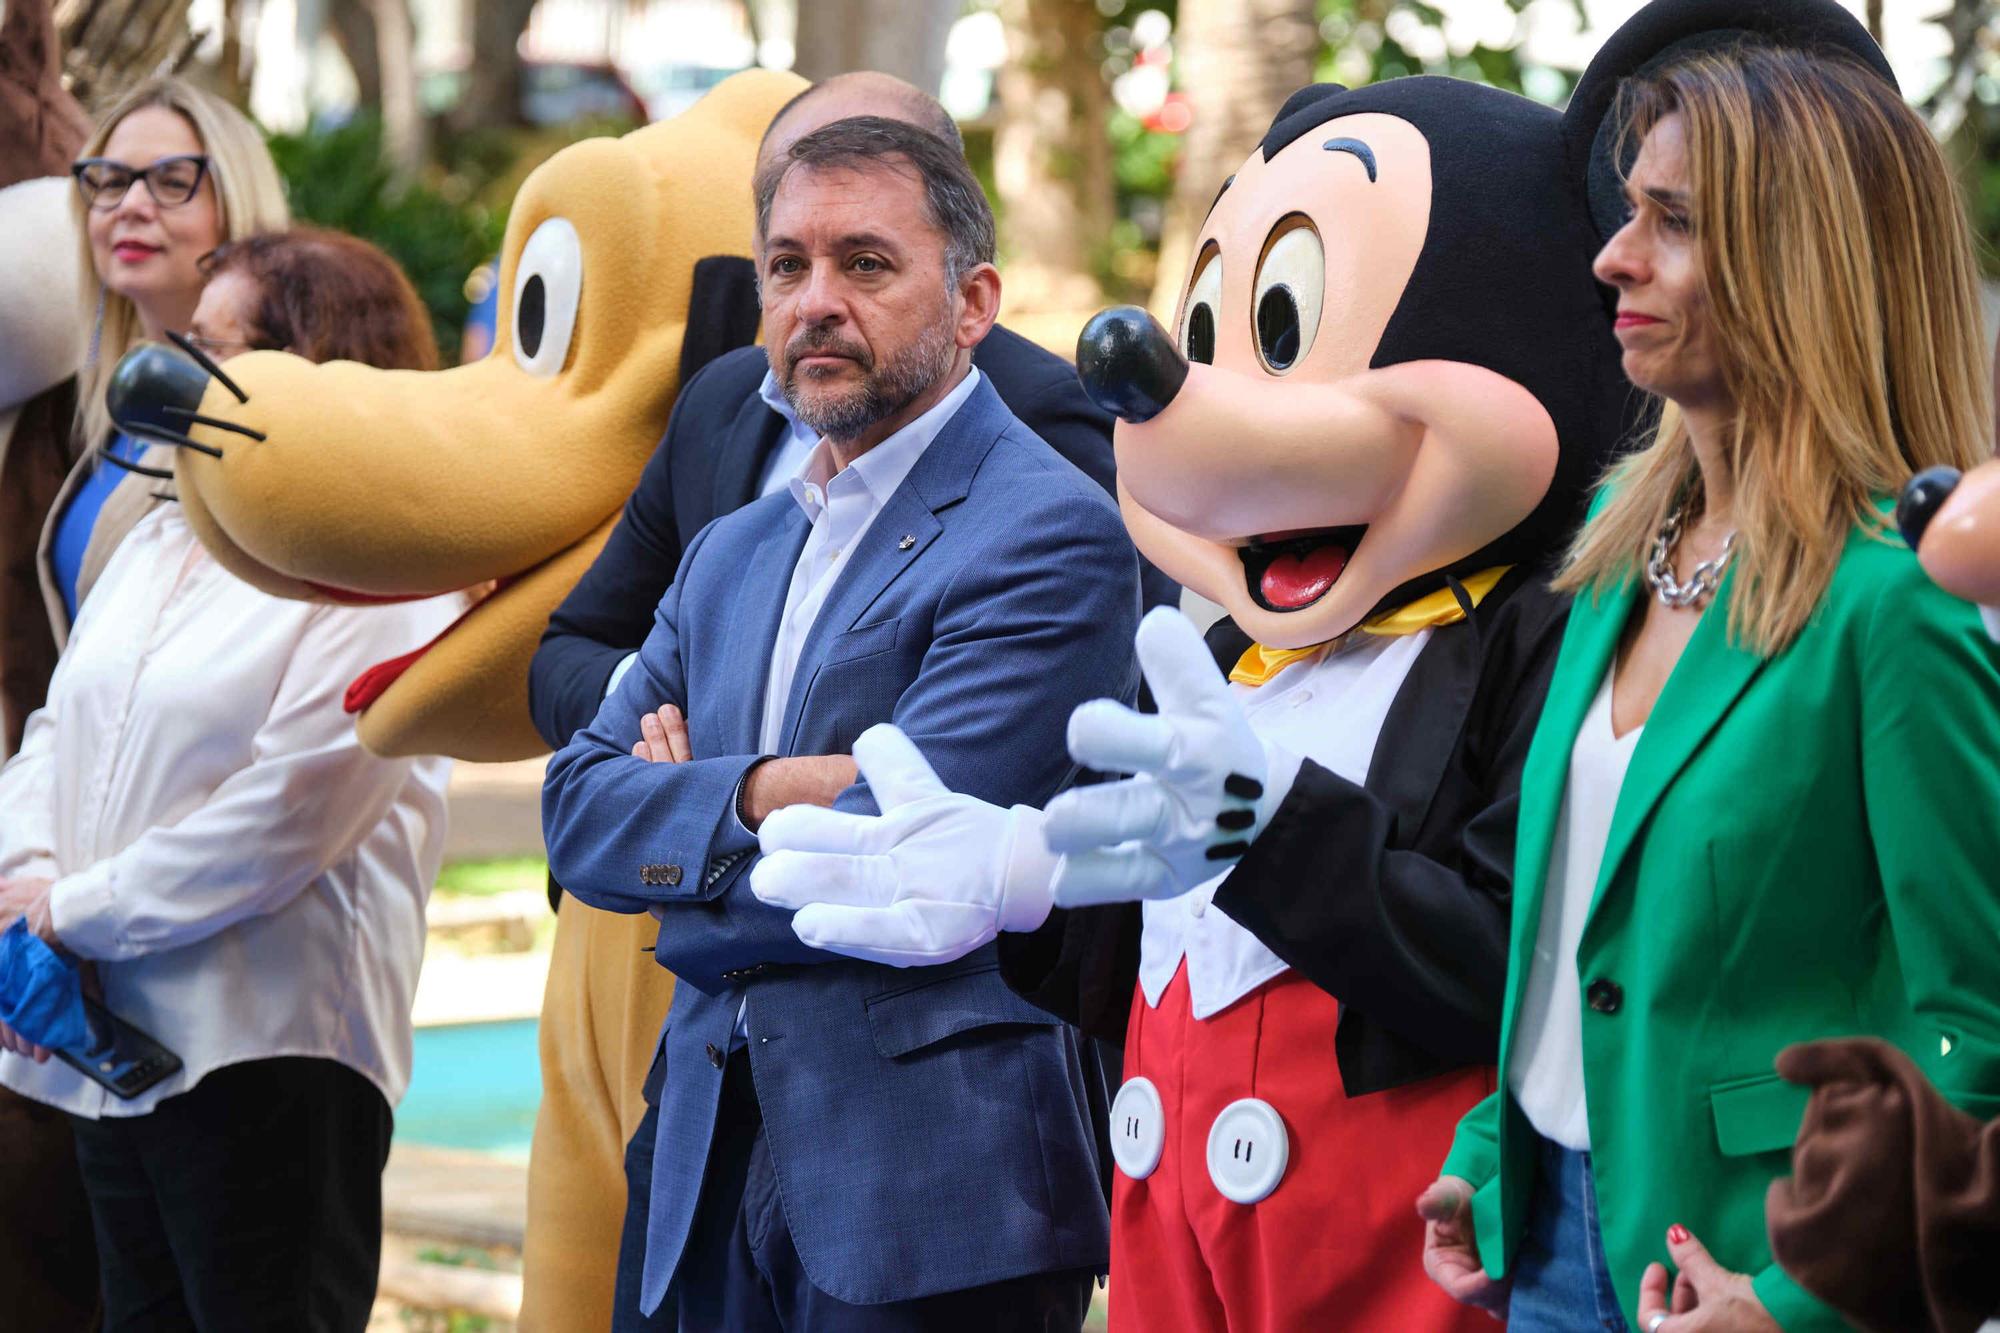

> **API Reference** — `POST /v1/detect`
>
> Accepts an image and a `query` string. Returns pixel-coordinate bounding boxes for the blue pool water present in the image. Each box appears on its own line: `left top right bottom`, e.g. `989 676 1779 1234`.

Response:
396 1017 542 1160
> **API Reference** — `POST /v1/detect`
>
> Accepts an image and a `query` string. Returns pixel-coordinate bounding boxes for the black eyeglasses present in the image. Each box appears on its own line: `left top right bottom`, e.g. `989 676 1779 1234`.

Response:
70 155 212 210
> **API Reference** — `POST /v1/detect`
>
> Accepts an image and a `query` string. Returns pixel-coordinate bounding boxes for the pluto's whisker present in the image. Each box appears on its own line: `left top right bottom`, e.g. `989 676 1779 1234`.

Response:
126 425 224 459
161 407 264 442
100 452 175 480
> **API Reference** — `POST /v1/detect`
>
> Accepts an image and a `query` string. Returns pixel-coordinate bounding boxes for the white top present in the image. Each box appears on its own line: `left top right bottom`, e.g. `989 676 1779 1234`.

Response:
1506 668 1641 1150
756 367 982 756
0 507 457 1117
1138 630 1430 1019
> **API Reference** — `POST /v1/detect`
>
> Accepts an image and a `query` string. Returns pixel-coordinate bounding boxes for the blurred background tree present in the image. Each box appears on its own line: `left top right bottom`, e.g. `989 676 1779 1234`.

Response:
40 0 2000 360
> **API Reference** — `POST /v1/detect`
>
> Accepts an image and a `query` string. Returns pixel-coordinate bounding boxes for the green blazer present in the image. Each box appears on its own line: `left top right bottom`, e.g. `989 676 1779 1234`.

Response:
1441 507 2000 1332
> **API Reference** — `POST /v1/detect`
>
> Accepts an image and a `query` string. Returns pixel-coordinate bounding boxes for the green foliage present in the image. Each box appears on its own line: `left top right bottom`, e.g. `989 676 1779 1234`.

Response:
1315 0 1556 96
1110 107 1178 199
267 117 507 362
434 856 549 899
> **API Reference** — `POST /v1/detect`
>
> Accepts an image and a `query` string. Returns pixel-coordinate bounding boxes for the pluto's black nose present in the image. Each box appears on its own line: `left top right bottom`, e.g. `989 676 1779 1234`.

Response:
108 343 211 439
1076 305 1187 425
1897 465 1962 549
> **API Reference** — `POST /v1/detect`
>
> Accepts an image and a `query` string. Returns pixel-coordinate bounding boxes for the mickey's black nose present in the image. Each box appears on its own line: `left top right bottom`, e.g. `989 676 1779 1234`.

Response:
1075 305 1187 425
1897 465 1962 549
107 343 212 439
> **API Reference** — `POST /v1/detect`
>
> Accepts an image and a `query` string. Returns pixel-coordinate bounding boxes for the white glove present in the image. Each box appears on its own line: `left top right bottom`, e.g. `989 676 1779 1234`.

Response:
749 724 1058 967
1046 606 1296 908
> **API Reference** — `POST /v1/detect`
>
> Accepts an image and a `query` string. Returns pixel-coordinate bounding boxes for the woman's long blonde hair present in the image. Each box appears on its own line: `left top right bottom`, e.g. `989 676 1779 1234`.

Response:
71 77 290 454
1555 44 1992 656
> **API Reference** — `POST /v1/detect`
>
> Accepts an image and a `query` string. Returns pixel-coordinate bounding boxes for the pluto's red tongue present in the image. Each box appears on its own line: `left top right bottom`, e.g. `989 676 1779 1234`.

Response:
345 645 428 714
1261 543 1348 608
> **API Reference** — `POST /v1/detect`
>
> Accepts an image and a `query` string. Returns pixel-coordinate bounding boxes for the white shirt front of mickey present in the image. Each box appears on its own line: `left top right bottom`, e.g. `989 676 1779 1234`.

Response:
1138 628 1432 1019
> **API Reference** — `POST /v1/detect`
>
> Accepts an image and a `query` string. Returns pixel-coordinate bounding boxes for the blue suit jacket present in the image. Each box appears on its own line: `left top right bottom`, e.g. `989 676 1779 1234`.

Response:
528 331 1176 752
542 376 1135 1310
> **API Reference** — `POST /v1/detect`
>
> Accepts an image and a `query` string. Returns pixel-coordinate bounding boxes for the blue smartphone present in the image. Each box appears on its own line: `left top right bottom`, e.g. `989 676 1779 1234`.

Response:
53 996 181 1099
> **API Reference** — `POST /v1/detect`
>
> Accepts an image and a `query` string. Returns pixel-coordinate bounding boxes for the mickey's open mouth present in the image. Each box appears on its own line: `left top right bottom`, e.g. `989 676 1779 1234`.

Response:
1239 526 1367 612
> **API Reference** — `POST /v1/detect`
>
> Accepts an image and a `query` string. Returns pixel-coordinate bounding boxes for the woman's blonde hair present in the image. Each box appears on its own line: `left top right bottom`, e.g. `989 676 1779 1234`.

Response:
1555 43 1993 656
71 76 290 453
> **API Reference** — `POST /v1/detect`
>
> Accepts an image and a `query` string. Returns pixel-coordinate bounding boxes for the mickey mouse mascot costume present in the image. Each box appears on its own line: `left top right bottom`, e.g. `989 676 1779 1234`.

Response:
750 41 1646 1333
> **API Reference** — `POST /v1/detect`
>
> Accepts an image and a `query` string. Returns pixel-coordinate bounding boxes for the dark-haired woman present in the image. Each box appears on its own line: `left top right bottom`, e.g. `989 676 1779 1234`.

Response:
0 228 455 1331
188 226 439 371
1419 39 2000 1333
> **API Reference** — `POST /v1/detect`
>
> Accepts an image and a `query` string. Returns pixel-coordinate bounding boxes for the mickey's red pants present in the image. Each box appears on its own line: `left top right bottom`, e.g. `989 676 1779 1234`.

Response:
1109 965 1494 1332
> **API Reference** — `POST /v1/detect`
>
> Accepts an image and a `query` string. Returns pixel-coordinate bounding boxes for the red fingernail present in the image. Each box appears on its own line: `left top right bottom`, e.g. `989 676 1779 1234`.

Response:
1668 1224 1689 1244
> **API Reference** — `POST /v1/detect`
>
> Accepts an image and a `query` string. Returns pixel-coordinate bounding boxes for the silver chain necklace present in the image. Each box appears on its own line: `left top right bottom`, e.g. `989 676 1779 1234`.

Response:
1645 505 1737 610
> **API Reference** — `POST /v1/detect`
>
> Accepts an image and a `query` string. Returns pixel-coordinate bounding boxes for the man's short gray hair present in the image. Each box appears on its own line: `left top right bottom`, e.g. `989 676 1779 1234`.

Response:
754 116 997 286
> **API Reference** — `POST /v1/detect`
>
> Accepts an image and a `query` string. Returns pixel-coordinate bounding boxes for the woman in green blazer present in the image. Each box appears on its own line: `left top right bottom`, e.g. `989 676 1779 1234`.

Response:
1418 36 2000 1333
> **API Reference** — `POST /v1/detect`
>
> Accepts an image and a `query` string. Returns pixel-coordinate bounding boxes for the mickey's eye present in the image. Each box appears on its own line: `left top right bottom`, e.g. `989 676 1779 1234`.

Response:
511 217 582 378
1179 246 1222 365
1251 218 1324 374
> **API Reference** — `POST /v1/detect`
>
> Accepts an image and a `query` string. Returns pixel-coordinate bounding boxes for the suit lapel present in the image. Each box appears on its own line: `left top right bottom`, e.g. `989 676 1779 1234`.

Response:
775 377 1006 753
1587 572 1763 921
722 511 808 754
715 397 786 516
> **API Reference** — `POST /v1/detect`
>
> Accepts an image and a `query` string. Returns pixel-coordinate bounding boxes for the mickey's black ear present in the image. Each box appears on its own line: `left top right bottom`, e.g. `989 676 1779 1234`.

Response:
679 255 761 388
1260 84 1352 161
1563 0 1895 244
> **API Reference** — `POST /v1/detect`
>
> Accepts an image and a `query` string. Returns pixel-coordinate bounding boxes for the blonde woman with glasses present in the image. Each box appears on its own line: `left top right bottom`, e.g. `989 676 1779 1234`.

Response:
40 76 286 642
1418 30 2000 1333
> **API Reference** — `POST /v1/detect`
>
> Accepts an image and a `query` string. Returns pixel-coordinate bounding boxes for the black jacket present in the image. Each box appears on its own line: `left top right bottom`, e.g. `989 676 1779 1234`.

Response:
997 565 1570 1097
529 326 1171 750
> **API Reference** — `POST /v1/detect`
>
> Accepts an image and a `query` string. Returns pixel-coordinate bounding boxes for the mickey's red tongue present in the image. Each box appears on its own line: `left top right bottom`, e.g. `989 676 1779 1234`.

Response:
1261 543 1348 608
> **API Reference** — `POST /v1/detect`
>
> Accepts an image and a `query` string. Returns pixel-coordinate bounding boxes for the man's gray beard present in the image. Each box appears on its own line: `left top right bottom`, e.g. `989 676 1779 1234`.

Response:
784 314 958 442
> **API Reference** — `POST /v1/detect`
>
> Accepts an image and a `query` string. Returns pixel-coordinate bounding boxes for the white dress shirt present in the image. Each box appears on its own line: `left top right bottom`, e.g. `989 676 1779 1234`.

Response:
755 366 982 756
1139 629 1430 1019
1507 668 1641 1150
716 366 982 1042
0 506 458 1118
756 367 825 498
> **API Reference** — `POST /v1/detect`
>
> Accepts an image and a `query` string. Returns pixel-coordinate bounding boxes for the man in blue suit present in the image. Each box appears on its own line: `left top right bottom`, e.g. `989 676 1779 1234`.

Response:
542 115 1136 1329
527 72 1173 755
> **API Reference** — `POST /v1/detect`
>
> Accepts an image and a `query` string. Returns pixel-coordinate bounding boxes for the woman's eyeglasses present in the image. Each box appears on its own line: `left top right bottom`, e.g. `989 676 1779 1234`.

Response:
180 332 262 360
71 155 211 211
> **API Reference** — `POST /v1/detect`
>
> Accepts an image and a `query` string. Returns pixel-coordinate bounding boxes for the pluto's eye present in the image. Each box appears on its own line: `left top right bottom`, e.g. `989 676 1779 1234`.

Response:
1180 246 1222 365
1251 219 1324 374
511 217 582 378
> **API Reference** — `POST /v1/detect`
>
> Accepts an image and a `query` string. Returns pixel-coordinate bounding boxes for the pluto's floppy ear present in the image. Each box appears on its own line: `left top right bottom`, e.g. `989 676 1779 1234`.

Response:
1562 0 1894 247
679 255 761 388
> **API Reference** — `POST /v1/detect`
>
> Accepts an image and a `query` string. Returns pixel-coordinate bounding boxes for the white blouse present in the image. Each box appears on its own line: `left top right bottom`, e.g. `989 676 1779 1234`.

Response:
0 507 458 1118
1506 668 1641 1150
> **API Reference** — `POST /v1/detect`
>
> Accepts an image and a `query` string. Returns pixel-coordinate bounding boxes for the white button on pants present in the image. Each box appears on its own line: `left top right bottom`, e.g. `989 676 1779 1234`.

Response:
1205 1097 1289 1204
1109 1077 1165 1180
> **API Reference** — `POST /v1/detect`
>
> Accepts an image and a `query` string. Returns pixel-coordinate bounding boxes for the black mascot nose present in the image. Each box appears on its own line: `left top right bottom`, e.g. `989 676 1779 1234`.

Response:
1896 465 1963 549
107 343 212 439
1075 305 1188 425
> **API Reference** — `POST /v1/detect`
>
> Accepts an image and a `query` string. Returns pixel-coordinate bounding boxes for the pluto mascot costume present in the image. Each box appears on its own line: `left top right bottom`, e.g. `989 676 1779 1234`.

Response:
109 70 805 1329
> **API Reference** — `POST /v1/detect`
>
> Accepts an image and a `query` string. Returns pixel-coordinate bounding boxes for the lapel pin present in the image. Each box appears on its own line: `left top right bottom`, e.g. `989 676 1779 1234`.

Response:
898 534 915 551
